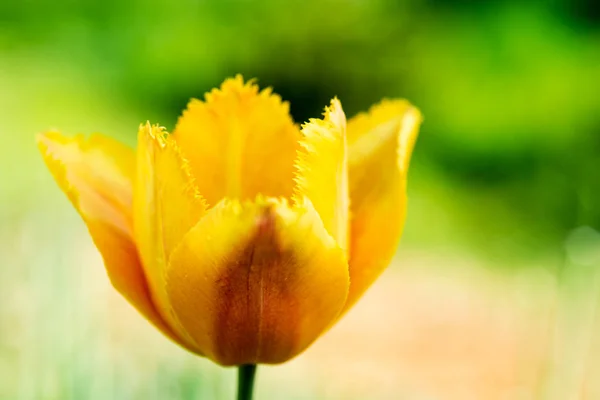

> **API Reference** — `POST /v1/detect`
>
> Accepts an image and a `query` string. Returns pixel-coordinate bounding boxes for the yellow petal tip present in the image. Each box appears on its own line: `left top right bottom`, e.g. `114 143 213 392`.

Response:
292 98 349 249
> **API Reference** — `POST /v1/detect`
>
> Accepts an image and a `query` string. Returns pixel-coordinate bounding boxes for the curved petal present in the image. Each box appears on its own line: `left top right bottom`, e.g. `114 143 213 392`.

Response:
342 100 422 313
293 98 350 251
133 123 207 352
172 75 301 205
167 197 349 366
36 131 182 344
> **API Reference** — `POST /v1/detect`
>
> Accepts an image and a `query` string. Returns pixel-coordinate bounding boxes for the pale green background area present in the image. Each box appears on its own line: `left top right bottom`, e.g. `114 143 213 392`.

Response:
1 0 600 398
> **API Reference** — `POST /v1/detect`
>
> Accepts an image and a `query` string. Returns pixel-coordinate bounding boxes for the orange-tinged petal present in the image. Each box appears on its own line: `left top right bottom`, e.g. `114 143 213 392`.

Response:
293 98 350 251
36 131 182 344
133 123 208 352
167 197 349 366
172 75 301 205
342 100 422 313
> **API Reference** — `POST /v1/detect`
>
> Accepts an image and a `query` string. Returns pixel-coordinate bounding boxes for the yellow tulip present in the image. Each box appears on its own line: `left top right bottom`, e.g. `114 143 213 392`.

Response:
37 76 421 366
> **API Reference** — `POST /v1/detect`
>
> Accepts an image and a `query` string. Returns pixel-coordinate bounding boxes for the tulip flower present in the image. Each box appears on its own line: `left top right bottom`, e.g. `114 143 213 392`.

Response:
37 76 421 399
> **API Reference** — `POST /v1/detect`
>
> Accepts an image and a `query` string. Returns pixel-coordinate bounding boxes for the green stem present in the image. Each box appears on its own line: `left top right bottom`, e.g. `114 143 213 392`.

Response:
236 364 257 400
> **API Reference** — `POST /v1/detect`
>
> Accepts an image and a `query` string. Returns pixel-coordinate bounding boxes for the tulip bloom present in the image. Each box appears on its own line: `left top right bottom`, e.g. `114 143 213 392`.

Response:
37 76 421 366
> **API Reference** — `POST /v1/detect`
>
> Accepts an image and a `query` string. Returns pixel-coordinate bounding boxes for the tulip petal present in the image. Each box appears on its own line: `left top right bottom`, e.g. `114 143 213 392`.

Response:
293 98 350 251
36 131 181 343
172 75 301 205
167 197 349 365
133 123 208 351
342 100 422 313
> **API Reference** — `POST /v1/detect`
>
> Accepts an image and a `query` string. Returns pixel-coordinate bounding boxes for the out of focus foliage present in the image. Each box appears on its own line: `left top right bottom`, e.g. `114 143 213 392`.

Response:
1 0 599 261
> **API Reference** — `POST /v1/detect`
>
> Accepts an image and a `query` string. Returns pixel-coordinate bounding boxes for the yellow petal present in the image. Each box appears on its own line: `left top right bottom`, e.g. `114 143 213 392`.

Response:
167 197 349 365
36 131 182 344
172 75 300 205
133 123 207 352
293 98 350 251
342 100 422 313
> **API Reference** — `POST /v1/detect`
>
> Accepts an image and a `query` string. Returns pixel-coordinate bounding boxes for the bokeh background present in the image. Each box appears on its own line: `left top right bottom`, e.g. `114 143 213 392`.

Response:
2 0 600 398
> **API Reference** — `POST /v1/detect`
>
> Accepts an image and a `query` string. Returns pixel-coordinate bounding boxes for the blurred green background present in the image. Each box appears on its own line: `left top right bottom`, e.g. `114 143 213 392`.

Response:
1 0 600 399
